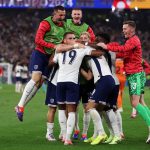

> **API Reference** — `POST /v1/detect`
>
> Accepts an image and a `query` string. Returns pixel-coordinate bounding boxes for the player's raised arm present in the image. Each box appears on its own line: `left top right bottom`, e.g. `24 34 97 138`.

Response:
55 43 85 53
55 32 85 53
90 49 104 57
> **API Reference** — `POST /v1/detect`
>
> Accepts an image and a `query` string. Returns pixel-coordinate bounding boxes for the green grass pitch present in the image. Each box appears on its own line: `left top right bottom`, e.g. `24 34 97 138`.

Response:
0 84 150 150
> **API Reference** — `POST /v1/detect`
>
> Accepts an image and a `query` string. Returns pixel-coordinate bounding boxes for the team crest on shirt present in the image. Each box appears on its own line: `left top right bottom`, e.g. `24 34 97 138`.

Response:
50 98 54 103
34 65 38 70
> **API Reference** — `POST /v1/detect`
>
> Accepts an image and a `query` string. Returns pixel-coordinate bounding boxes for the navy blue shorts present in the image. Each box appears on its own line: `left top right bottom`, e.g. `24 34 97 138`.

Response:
106 85 119 108
29 50 51 78
45 82 57 107
16 77 22 82
21 78 28 84
56 82 80 104
90 75 115 105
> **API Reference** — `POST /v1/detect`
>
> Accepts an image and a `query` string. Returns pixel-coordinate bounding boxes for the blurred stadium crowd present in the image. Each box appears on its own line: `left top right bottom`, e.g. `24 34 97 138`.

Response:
0 9 150 66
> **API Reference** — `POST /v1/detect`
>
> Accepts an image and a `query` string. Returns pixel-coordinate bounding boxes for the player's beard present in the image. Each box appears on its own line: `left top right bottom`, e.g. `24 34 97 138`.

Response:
56 19 64 24
73 18 81 24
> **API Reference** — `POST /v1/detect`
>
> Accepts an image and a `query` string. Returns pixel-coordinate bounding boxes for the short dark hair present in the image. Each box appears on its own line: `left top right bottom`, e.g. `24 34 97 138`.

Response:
63 32 75 39
72 8 82 11
53 5 65 12
123 20 136 29
96 33 110 44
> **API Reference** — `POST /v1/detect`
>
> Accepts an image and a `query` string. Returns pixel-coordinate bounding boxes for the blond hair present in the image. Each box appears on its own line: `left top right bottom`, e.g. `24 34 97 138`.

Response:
80 32 91 39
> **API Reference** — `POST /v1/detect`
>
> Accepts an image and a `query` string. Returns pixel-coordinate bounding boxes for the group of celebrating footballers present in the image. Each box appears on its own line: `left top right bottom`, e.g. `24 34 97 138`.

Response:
14 5 150 145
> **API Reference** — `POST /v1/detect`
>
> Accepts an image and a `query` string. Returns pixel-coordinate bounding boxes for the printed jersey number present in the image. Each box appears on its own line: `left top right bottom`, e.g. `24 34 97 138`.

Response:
62 50 77 64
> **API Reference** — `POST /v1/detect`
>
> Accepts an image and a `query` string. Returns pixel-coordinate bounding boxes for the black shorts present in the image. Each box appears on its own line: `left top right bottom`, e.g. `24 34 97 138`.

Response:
79 79 95 104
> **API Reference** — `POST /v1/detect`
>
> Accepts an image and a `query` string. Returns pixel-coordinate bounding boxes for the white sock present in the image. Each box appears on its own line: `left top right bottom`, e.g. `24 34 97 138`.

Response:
66 112 75 141
15 82 19 92
103 111 114 136
82 112 91 135
89 108 105 135
47 122 54 135
21 84 25 93
74 111 80 131
93 123 98 138
18 82 22 93
116 110 123 134
24 85 39 106
58 110 67 138
18 79 36 107
59 130 63 139
106 109 120 137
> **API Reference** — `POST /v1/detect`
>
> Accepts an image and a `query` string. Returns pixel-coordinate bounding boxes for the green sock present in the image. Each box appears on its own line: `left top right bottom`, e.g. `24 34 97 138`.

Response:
144 106 150 117
135 104 150 126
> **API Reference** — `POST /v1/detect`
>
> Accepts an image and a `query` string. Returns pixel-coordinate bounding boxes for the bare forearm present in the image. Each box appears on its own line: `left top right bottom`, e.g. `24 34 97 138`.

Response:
90 50 104 57
56 43 82 53
56 44 74 53
80 69 93 80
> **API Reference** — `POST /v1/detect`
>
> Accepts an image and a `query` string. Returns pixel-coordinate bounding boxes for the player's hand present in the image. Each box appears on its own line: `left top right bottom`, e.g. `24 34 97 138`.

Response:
78 43 85 48
74 43 85 49
97 42 107 49
53 45 57 49
55 44 61 50
75 39 82 43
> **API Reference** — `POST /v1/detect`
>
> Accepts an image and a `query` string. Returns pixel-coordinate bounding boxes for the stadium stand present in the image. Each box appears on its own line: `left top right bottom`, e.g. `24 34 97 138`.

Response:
0 9 149 65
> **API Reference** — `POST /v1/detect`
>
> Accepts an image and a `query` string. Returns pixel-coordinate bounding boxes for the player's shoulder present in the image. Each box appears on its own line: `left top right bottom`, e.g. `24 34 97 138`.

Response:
85 46 95 51
131 35 141 45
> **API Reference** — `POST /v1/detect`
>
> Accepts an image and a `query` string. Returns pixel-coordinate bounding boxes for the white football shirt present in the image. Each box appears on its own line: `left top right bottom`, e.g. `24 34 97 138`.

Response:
88 55 112 83
21 65 28 79
48 67 58 86
15 65 23 77
53 46 93 84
